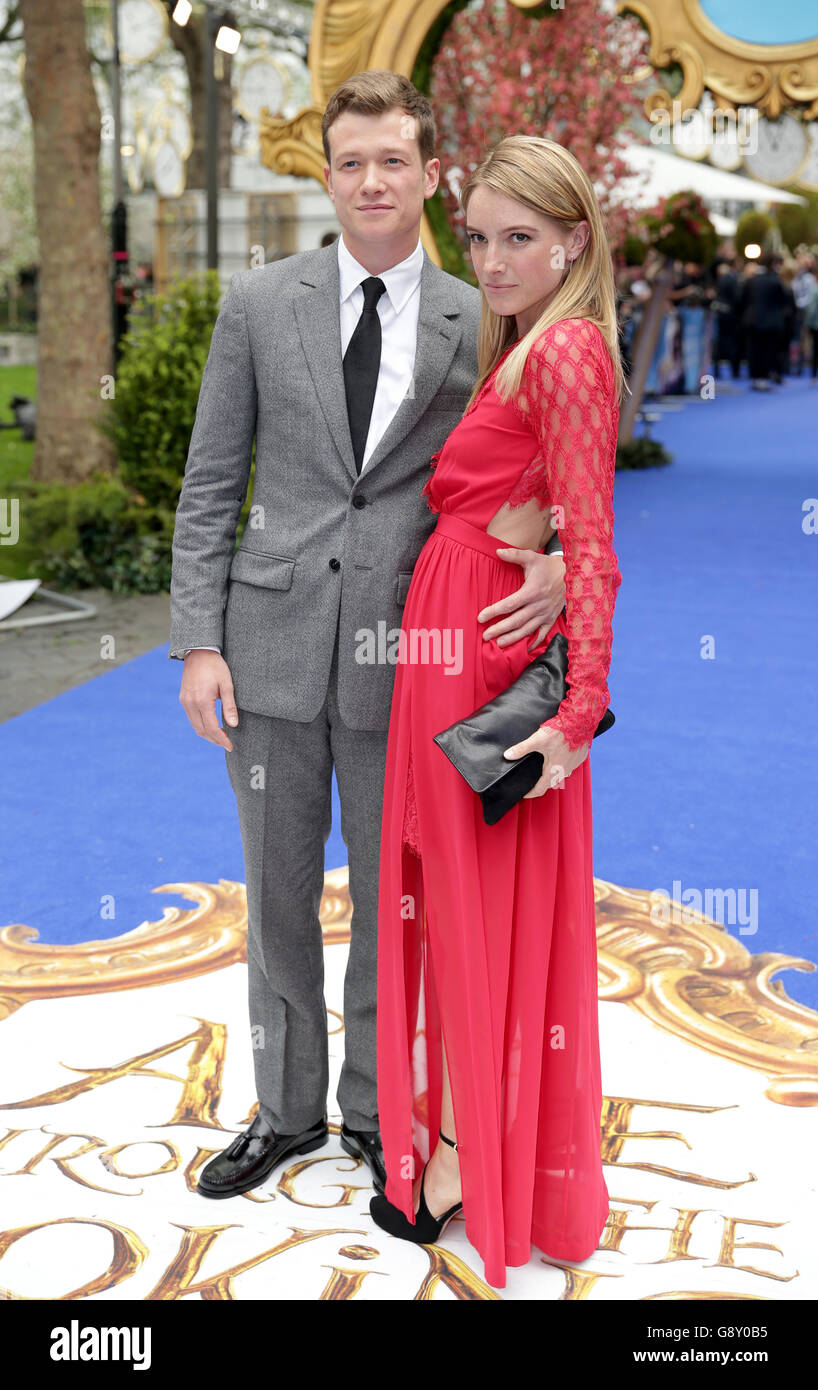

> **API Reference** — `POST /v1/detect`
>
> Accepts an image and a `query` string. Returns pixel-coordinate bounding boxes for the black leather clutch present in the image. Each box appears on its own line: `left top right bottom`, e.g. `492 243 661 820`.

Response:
432 632 614 826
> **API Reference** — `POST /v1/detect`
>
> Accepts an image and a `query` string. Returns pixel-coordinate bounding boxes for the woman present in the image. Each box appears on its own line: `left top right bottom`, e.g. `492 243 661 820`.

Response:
369 135 624 1289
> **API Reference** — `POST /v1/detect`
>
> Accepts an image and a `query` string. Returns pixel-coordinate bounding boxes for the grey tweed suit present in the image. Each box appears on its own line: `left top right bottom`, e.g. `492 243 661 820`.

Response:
169 241 483 1131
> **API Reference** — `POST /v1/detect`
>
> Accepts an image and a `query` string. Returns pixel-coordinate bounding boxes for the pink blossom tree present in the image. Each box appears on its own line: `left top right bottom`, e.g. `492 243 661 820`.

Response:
429 0 649 258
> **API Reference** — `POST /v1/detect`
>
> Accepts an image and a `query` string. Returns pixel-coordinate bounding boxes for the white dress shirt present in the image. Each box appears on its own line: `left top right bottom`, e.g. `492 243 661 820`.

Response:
184 234 425 656
338 230 424 472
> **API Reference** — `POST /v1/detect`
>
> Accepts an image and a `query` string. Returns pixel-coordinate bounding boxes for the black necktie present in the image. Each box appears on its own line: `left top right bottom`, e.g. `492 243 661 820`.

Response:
343 276 386 475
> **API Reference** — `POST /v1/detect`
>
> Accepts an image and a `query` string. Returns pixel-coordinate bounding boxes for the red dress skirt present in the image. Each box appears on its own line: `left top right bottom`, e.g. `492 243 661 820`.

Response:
375 321 619 1289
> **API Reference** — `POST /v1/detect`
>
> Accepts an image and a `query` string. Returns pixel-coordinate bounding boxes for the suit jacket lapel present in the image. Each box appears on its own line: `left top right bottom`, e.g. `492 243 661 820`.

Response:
293 248 357 481
293 244 465 486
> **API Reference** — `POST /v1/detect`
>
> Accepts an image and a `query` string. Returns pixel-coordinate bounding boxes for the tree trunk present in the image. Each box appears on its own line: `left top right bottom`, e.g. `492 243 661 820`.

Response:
19 0 116 483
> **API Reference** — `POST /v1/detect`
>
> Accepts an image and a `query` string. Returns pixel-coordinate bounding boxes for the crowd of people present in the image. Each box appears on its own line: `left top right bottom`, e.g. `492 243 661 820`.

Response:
617 248 818 391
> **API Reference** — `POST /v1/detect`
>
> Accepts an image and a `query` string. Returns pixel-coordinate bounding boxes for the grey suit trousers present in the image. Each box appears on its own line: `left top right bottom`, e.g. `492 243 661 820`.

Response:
223 610 388 1133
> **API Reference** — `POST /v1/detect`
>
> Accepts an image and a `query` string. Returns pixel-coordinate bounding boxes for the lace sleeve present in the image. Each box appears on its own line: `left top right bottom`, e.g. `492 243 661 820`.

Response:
509 319 622 752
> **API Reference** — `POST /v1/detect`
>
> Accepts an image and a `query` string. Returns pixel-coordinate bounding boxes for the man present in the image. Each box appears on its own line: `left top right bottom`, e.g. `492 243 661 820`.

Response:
739 251 788 391
169 70 567 1199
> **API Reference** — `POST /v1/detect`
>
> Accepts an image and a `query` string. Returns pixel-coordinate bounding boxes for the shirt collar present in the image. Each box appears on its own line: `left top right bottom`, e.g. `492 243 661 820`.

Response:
337 232 424 315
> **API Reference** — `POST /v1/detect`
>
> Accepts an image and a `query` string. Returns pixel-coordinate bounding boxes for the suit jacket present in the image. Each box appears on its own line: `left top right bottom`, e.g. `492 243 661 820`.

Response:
169 241 483 731
739 269 788 333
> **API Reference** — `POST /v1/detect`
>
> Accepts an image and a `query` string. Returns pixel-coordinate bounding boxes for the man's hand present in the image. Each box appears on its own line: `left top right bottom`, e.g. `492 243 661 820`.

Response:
477 548 566 650
503 723 590 799
179 650 239 750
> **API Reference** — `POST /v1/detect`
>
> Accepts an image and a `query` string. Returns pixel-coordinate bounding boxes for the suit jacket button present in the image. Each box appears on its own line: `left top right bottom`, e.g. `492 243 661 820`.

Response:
352 495 366 509
329 557 341 570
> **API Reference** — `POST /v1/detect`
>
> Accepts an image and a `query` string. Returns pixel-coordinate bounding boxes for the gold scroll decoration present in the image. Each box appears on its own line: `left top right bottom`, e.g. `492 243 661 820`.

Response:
618 0 818 120
0 868 351 1022
2 868 817 1106
594 877 818 1107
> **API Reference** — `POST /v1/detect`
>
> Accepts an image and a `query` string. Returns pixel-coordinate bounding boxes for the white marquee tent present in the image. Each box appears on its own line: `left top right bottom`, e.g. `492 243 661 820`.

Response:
605 144 807 234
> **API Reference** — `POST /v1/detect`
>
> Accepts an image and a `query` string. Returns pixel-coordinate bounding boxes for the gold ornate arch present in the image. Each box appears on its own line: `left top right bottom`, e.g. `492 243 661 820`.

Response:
619 0 818 119
257 0 546 265
4 873 818 1105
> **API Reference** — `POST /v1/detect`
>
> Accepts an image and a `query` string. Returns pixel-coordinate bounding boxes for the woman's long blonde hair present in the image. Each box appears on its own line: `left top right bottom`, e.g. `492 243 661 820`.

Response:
458 135 627 410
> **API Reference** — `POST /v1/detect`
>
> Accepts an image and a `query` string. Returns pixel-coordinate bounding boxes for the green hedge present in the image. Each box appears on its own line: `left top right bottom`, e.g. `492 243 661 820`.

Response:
7 273 255 593
616 437 672 470
102 272 223 512
734 209 774 260
9 470 173 592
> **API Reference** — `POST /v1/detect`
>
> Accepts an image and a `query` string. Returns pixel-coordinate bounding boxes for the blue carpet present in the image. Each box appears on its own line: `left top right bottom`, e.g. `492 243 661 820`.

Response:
595 374 818 1005
2 373 817 1007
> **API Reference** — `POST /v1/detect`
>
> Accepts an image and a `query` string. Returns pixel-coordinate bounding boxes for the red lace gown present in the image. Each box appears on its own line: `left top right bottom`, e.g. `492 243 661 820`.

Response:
375 318 622 1289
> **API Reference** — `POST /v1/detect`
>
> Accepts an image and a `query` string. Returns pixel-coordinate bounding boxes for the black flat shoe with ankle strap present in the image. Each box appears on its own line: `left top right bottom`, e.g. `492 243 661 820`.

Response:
369 1130 463 1243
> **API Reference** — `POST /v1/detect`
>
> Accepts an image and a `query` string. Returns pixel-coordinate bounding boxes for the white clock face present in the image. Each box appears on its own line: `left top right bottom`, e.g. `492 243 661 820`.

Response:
795 122 818 192
114 0 167 65
148 103 193 162
673 108 710 161
743 114 808 185
672 91 721 162
237 60 289 122
151 139 185 197
708 117 744 171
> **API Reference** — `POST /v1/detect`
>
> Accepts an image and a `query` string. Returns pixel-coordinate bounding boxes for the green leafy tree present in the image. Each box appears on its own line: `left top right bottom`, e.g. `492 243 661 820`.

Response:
639 190 718 265
773 194 818 254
